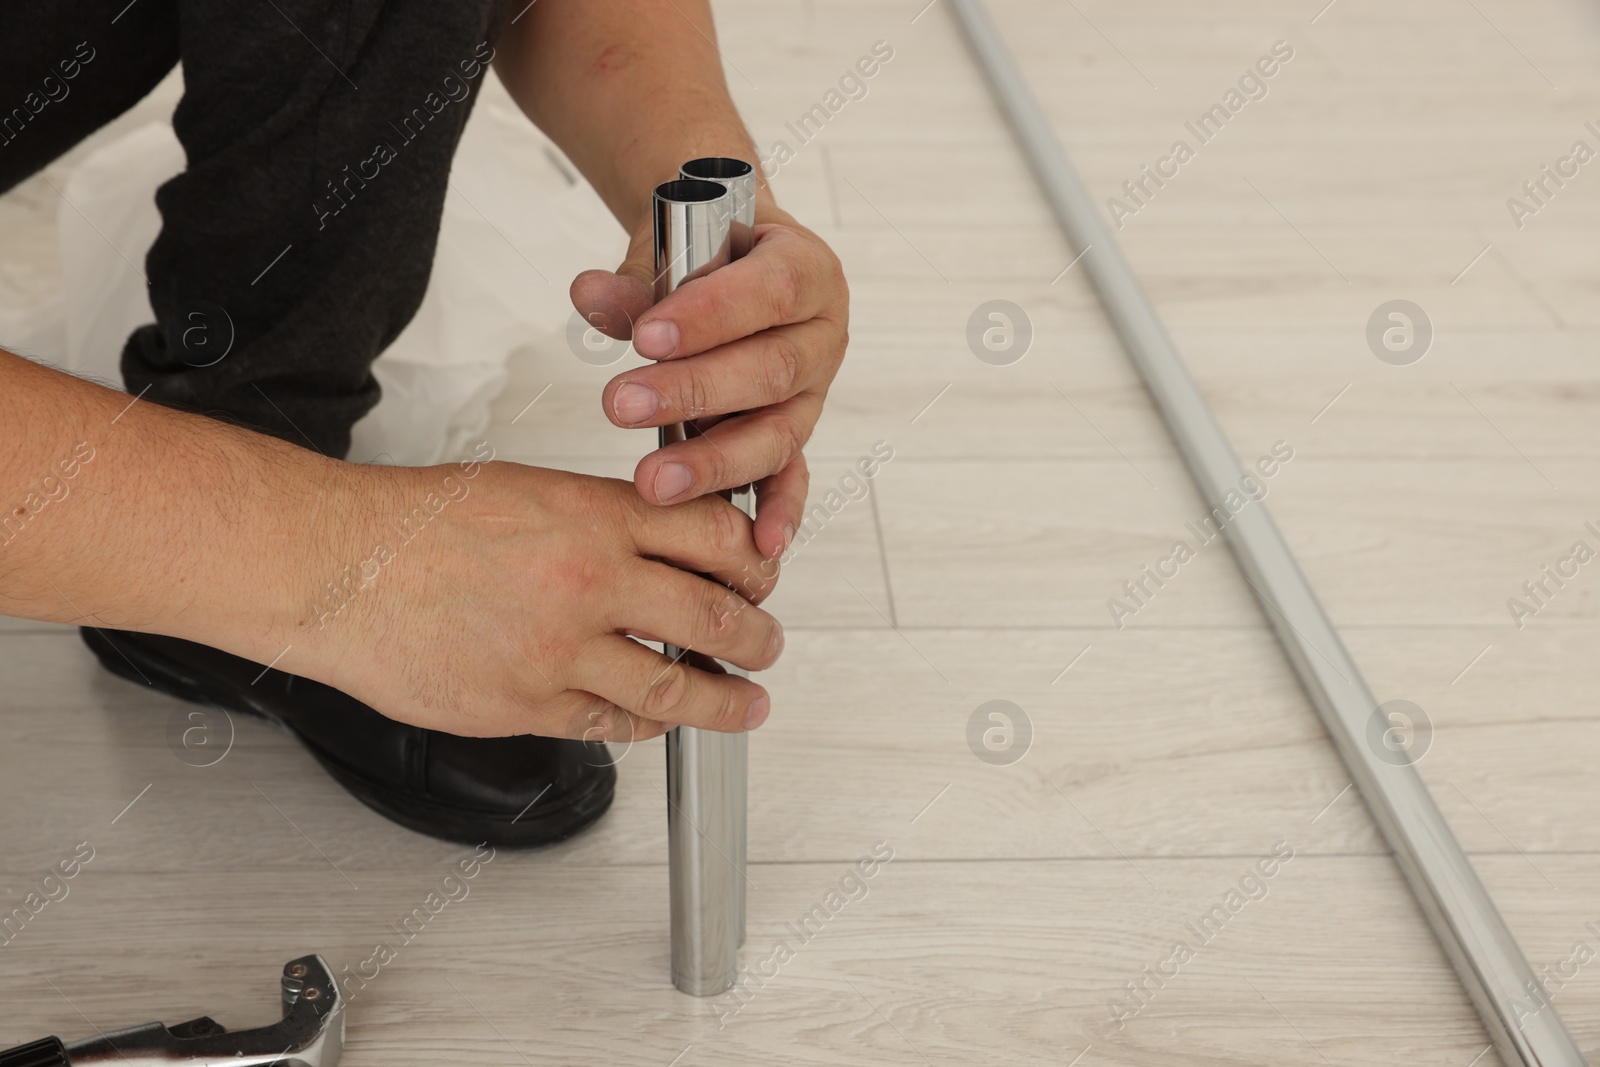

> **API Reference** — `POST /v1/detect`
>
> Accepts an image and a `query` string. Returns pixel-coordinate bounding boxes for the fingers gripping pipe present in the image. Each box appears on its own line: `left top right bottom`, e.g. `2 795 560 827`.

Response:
656 159 757 997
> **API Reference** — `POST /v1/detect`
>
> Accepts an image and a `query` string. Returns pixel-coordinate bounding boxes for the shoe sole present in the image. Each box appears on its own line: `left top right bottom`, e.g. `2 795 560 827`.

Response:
83 628 613 849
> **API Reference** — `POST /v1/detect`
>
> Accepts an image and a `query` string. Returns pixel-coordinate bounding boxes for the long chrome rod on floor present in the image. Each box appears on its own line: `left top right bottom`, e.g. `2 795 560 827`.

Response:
679 157 759 952
947 2 1586 1064
656 176 742 996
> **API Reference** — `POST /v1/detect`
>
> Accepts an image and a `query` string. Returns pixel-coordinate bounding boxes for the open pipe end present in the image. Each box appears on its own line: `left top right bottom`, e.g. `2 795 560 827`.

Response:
681 157 754 181
654 178 729 204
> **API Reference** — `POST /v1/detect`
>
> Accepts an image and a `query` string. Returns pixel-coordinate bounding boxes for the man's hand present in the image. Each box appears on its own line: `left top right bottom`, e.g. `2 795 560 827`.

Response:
320 462 784 743
0 351 784 743
491 0 849 558
570 203 849 560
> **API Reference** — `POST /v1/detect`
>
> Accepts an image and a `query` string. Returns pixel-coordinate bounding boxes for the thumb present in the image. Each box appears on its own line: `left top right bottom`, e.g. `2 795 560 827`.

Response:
570 222 655 341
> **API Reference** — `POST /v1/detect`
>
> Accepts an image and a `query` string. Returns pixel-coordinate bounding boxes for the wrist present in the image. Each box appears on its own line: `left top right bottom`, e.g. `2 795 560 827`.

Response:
266 455 412 677
270 452 496 685
159 430 404 679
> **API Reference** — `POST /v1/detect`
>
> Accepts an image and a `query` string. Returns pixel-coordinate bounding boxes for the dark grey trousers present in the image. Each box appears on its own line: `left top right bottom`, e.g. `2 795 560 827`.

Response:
0 0 507 457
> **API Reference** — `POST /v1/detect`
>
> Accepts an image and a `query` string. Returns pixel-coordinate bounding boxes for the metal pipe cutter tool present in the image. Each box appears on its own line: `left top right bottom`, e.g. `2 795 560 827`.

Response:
0 954 343 1067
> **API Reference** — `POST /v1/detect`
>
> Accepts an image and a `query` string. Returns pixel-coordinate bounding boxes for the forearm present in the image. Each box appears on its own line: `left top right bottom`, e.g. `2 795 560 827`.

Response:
0 350 374 665
493 0 771 232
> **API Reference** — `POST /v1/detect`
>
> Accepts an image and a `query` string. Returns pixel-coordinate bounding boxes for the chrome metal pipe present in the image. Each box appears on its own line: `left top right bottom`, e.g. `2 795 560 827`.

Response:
680 158 758 950
654 178 733 294
655 177 741 996
947 2 1588 1064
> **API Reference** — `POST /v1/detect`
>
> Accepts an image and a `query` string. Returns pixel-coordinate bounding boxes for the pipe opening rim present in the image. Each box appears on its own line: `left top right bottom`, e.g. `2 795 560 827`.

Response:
655 178 730 204
681 157 755 181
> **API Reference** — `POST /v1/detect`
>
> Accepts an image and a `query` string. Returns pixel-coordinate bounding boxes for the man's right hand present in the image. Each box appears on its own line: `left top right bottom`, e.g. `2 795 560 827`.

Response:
0 349 782 744
309 460 784 745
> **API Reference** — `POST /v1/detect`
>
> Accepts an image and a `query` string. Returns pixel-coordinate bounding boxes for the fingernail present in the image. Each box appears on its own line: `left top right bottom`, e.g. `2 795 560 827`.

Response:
780 522 796 555
635 319 679 358
744 695 770 730
767 621 785 661
653 462 693 502
613 382 659 424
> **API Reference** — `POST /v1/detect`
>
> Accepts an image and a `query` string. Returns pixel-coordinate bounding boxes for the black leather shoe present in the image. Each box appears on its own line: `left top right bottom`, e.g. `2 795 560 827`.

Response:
80 628 615 848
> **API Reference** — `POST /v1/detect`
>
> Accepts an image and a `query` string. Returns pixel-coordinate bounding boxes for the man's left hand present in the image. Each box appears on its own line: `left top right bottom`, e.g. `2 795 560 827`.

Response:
570 203 848 561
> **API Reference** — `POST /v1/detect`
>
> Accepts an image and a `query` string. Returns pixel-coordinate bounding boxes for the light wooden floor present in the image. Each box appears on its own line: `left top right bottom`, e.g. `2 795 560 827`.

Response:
4 1 1600 1063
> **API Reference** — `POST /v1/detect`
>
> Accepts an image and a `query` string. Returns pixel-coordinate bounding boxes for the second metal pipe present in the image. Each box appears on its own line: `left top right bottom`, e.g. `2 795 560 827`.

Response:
655 168 753 997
